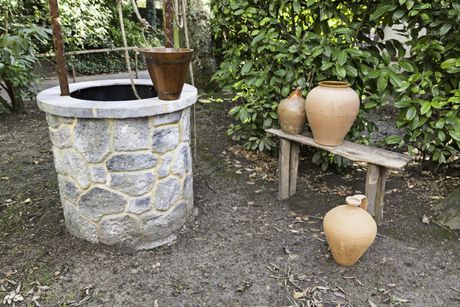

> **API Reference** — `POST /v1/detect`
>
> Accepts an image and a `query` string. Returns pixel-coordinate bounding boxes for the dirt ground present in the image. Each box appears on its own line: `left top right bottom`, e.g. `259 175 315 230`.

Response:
0 80 459 306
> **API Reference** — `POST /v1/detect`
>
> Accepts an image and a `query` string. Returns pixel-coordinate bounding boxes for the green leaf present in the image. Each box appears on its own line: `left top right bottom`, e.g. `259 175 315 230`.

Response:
420 101 431 115
337 50 347 66
239 108 250 123
440 58 457 70
367 69 381 79
435 118 445 129
293 0 301 13
241 61 253 75
397 81 411 92
229 106 240 116
406 0 414 10
335 64 346 78
439 23 452 36
406 107 417 120
312 151 322 164
346 48 363 57
399 60 415 72
377 72 389 93
385 135 402 145
438 130 446 141
251 34 265 46
260 17 271 26
370 5 398 21
345 65 358 77
288 45 298 53
320 61 334 71
393 9 405 20
449 130 460 142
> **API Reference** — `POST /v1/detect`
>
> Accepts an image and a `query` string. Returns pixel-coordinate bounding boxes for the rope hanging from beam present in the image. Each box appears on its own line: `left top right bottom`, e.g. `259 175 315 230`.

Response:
117 0 141 100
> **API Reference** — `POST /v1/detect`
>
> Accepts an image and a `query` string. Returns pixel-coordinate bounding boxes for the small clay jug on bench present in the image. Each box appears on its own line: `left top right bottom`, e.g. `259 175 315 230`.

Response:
277 87 306 135
323 195 377 266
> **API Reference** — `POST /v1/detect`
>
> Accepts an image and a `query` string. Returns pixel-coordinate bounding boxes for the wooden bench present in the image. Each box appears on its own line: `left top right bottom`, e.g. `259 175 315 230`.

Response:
266 128 411 225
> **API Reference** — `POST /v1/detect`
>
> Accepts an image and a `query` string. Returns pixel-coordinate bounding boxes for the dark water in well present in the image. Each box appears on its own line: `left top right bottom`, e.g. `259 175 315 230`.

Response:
70 85 157 101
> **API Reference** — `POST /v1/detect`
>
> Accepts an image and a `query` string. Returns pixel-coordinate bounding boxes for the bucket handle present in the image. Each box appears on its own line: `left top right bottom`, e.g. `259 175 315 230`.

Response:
346 194 368 210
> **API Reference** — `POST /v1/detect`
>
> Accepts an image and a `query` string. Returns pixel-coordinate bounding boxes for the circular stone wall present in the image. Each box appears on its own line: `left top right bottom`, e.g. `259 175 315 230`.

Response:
37 79 197 250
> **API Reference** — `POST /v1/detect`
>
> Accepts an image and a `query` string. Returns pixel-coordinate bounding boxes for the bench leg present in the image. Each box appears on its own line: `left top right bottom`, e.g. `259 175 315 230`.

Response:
278 139 291 200
289 142 300 196
365 164 387 225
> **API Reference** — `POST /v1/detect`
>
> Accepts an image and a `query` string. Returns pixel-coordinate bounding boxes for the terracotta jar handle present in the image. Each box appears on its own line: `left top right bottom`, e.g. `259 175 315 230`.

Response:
346 194 368 210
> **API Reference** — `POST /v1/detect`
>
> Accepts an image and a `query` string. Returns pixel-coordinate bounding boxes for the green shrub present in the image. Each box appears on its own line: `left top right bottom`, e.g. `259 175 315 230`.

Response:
211 0 460 167
380 0 460 164
67 52 146 75
0 25 49 113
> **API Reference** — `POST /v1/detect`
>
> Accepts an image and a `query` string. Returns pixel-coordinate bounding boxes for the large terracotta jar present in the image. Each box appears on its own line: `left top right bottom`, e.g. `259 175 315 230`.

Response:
277 87 306 135
305 81 359 146
323 195 377 266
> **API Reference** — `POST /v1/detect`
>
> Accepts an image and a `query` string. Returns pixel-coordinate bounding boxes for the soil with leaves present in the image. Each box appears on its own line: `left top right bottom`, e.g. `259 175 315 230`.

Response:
0 89 459 306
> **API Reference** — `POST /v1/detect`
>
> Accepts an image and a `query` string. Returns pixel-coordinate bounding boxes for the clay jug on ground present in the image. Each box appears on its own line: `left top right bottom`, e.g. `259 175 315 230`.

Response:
277 87 306 135
323 195 377 266
305 81 359 146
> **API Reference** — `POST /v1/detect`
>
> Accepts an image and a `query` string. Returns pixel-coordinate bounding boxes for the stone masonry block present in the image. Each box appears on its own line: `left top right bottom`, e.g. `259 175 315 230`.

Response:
49 125 72 148
79 187 126 220
74 119 110 162
127 196 152 214
171 143 192 176
62 201 98 243
154 177 180 210
106 153 158 172
110 172 155 196
152 126 180 153
98 214 140 246
157 153 172 178
54 149 91 189
180 108 191 142
153 111 182 126
141 202 186 240
90 166 107 183
58 175 80 202
113 118 150 151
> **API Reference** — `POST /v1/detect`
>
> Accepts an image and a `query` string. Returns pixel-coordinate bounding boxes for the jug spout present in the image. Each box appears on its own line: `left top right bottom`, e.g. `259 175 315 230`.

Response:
346 194 368 210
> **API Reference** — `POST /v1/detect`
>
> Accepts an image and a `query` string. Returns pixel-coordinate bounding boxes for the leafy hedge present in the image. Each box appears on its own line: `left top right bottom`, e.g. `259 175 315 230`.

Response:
211 0 460 166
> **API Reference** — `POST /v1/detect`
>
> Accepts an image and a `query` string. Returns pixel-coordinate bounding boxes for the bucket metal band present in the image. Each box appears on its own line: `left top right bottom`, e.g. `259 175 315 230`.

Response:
145 58 190 65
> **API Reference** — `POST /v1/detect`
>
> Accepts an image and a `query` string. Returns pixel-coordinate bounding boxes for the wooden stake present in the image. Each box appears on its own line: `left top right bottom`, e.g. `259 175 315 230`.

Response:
48 0 69 96
278 139 291 200
163 0 174 48
289 142 300 196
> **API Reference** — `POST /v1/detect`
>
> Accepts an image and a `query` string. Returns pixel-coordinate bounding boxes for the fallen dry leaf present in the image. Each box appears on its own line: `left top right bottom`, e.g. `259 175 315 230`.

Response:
422 215 430 224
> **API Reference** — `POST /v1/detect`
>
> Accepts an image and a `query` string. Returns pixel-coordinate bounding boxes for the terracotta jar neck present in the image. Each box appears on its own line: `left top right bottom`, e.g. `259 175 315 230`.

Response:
318 81 350 88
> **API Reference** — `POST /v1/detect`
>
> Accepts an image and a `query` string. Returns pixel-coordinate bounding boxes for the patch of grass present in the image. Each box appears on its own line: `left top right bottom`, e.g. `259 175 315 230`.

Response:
21 262 56 290
0 193 53 238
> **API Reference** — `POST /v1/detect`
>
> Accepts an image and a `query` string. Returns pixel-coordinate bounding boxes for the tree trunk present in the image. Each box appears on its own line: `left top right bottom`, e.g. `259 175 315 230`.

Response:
5 81 25 114
146 0 157 28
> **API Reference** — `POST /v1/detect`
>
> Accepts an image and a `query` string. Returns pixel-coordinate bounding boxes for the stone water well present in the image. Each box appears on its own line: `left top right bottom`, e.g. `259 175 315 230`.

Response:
37 79 197 249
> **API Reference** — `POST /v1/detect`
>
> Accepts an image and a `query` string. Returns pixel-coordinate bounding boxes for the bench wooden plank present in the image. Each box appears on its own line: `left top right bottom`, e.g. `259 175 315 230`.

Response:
267 129 410 169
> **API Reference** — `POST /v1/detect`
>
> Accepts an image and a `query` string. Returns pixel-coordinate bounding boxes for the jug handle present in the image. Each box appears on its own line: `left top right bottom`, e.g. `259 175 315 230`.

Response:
346 194 368 210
